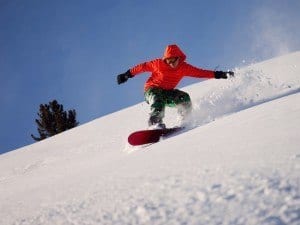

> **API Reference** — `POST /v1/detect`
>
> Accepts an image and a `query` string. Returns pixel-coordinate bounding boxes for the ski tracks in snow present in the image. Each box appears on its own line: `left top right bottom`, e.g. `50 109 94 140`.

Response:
14 166 300 225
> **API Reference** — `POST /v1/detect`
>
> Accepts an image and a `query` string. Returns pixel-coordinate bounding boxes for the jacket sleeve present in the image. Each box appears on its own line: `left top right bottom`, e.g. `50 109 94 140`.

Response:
183 63 215 79
129 60 156 76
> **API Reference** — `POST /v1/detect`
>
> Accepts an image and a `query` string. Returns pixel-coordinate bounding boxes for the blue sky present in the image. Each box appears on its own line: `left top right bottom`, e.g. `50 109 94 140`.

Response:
1 0 299 154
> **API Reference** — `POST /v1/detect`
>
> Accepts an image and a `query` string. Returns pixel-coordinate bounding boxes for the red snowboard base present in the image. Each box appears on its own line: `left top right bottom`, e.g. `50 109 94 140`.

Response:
128 127 183 146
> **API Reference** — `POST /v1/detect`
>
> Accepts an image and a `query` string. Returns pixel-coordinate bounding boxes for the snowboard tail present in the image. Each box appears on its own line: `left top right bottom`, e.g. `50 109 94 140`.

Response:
128 127 183 146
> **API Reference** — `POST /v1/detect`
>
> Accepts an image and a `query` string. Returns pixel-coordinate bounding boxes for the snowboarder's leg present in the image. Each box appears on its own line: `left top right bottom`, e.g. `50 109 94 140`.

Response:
166 89 192 115
145 88 166 127
145 88 192 127
165 89 192 124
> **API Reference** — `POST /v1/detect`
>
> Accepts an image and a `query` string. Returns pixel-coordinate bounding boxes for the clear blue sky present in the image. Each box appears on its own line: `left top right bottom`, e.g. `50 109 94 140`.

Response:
1 0 299 154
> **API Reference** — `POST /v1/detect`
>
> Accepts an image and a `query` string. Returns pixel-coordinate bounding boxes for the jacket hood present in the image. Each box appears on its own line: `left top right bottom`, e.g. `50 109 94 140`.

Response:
162 44 186 62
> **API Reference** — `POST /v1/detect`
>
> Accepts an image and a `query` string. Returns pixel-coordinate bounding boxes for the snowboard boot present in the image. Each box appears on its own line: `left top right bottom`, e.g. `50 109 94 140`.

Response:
148 115 166 130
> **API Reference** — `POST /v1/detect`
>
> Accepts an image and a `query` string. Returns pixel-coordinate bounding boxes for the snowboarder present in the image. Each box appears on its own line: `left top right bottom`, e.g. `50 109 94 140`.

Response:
117 44 234 128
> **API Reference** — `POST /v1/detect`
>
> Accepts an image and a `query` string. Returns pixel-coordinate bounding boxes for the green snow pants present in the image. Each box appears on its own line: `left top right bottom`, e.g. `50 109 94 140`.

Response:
144 87 192 125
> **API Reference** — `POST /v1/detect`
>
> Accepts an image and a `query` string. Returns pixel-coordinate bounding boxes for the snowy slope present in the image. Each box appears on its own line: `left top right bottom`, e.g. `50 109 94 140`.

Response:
0 52 300 225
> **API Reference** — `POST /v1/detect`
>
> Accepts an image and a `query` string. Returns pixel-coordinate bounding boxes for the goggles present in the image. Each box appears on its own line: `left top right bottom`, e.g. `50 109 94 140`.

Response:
165 57 179 64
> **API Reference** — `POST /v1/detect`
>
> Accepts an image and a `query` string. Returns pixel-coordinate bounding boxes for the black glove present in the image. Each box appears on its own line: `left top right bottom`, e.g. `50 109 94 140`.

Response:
117 70 133 84
214 71 234 79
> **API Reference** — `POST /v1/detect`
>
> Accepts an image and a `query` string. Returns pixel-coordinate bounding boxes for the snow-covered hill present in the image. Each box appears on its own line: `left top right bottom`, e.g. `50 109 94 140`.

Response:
0 52 300 225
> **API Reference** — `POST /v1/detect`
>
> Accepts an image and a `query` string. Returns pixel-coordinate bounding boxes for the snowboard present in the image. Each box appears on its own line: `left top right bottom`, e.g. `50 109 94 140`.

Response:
128 127 184 146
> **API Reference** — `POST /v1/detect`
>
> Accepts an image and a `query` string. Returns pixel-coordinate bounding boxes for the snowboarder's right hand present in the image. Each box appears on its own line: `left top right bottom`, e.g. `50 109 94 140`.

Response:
117 70 133 85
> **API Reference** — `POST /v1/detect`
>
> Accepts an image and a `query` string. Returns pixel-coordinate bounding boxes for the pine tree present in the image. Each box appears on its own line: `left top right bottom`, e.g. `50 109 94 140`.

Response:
31 100 79 141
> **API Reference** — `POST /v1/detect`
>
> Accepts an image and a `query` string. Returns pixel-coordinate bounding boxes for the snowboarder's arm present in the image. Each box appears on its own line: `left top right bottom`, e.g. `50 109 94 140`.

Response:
183 63 215 79
184 63 234 79
129 60 157 76
117 60 156 85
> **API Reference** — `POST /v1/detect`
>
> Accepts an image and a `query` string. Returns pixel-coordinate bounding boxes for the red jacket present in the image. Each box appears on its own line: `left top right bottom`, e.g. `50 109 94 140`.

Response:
130 44 215 91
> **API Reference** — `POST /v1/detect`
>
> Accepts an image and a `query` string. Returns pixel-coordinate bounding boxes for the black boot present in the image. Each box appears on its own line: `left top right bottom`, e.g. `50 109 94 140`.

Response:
148 115 166 129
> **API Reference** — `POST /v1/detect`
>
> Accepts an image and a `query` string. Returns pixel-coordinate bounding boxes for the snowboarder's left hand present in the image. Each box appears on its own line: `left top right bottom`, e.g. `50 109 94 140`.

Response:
117 70 133 84
214 71 234 79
